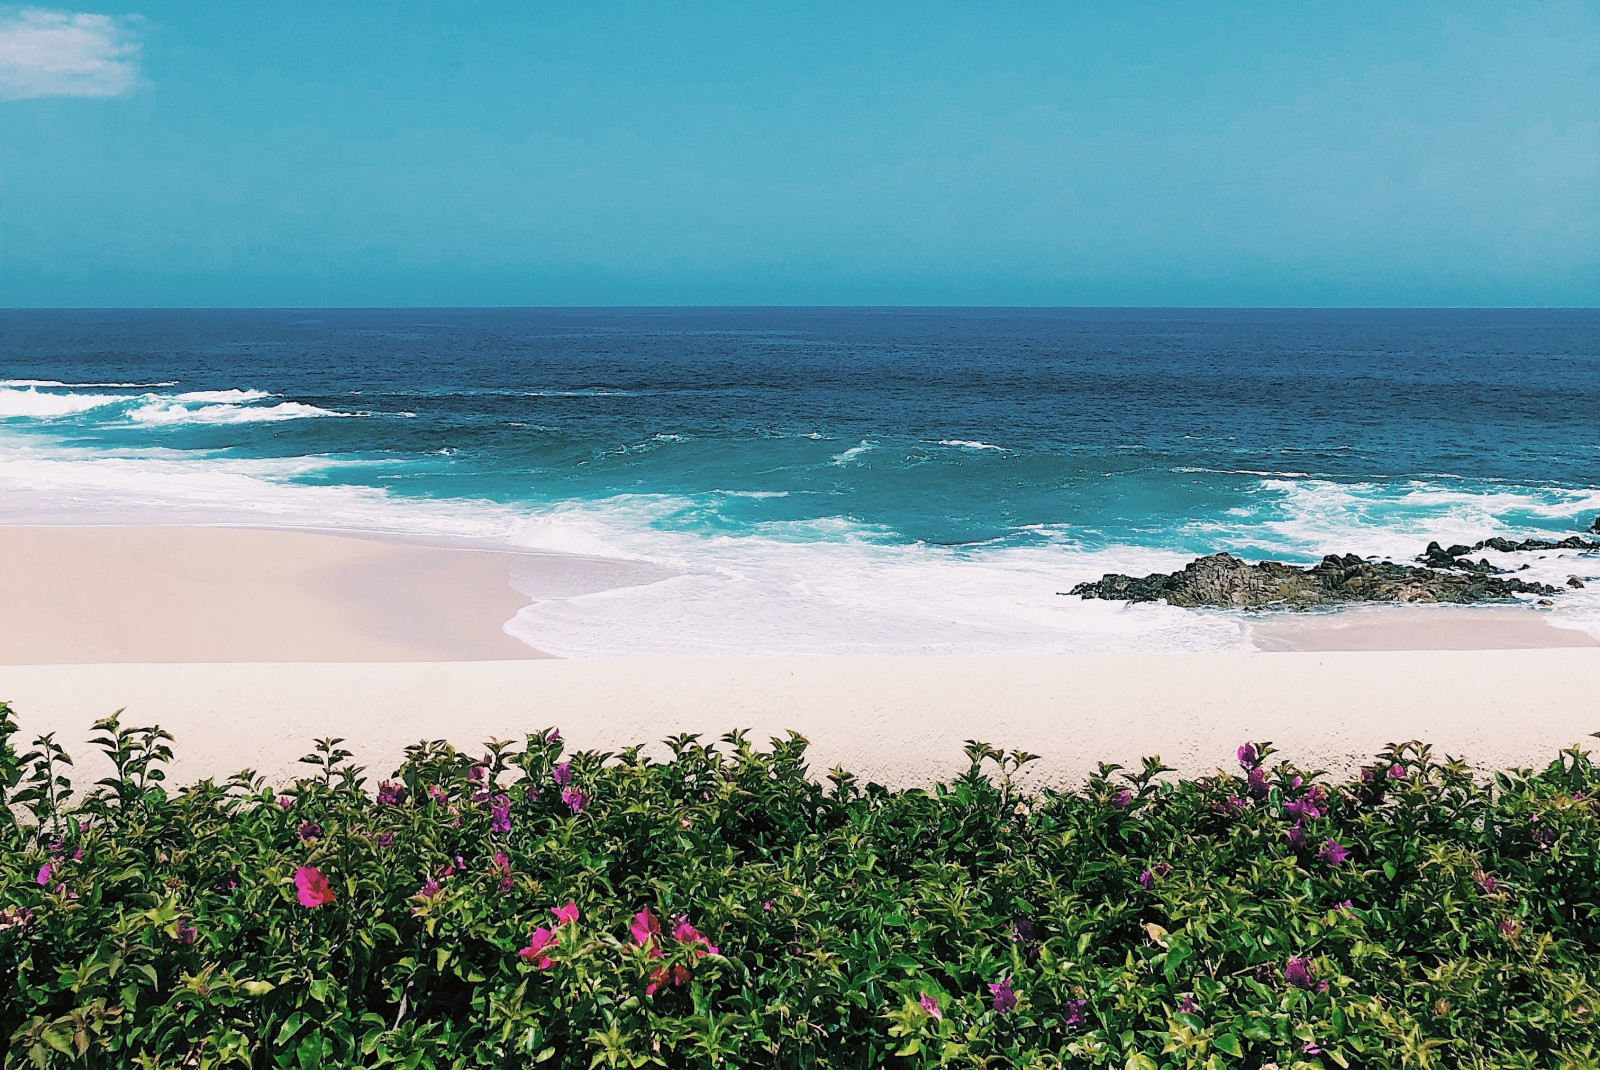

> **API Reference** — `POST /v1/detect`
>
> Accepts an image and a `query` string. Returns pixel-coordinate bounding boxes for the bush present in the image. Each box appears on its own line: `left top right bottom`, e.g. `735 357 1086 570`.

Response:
2 701 1598 1069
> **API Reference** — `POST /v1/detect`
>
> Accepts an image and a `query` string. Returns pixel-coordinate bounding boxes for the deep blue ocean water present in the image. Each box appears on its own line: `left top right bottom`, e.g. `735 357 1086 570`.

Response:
4 307 1599 655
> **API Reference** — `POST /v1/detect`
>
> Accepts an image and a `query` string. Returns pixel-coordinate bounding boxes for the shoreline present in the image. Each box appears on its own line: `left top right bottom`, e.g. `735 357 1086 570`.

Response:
3 523 1597 662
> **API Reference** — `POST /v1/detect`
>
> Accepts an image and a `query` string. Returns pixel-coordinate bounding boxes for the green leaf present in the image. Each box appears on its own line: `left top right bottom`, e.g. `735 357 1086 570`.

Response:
1214 1034 1243 1058
1126 1055 1159 1070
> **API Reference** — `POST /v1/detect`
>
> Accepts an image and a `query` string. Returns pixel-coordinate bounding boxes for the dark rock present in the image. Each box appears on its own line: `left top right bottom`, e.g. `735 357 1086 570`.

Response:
1569 576 1586 588
1071 551 1561 609
1591 516 1600 533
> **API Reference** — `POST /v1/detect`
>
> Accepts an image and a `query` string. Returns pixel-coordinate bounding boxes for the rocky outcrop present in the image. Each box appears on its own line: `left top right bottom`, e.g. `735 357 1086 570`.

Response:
1071 551 1562 609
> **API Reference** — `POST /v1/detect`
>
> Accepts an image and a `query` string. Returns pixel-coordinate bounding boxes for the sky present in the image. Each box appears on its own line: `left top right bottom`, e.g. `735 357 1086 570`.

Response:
0 1 1597 308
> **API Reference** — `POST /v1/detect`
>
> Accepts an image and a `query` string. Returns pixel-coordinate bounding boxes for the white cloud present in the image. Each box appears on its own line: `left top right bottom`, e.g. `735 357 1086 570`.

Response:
0 9 139 100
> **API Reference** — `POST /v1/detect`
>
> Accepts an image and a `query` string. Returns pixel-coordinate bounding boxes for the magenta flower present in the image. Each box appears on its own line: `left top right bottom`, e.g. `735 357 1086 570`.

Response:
552 762 573 786
374 832 394 848
673 916 720 955
1247 766 1269 797
175 922 197 946
490 794 512 835
492 851 514 893
989 977 1018 1014
276 795 294 810
1177 994 1196 1015
561 786 589 814
518 926 557 969
524 785 541 803
1286 825 1306 848
1237 743 1259 769
1319 839 1350 866
1138 869 1154 889
1474 871 1500 896
551 900 579 926
426 784 449 808
1284 956 1327 992
415 877 443 899
1064 997 1088 1026
297 821 322 843
1222 795 1248 816
1388 763 1405 780
1112 790 1133 810
919 994 942 1019
376 781 407 805
294 866 336 908
1283 795 1323 822
469 764 486 784
762 899 775 912
35 862 52 887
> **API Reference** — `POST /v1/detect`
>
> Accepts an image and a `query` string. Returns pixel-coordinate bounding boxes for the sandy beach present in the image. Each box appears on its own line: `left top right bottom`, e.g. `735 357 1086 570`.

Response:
3 524 1599 791
0 525 544 663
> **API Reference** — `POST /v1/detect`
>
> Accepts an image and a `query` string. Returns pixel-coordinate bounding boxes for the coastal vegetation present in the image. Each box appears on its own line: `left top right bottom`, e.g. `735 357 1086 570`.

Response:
2 702 1598 1069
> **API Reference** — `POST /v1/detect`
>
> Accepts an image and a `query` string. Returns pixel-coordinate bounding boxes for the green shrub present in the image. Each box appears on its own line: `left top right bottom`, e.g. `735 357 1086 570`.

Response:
2 700 1598 1069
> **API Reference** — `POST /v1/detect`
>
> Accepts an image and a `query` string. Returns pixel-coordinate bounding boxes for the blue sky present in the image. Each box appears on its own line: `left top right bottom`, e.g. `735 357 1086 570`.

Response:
1 2 1597 307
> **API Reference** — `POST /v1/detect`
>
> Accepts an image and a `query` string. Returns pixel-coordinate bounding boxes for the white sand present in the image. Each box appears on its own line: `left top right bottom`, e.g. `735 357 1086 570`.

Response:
0 526 544 662
4 650 1598 791
4 524 1597 792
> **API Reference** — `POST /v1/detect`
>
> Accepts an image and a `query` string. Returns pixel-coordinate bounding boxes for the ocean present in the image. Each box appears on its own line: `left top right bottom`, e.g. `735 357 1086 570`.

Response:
3 307 1599 656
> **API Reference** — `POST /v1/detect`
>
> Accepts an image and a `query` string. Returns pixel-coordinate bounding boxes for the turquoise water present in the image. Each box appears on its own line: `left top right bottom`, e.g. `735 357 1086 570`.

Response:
3 307 1599 654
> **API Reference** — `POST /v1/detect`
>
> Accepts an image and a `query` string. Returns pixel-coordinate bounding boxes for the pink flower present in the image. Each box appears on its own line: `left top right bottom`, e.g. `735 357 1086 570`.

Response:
762 899 775 912
1388 763 1405 780
1237 743 1259 769
561 786 589 813
631 907 661 947
1112 790 1133 810
552 762 573 786
919 994 942 1019
377 781 407 805
35 862 52 887
519 926 557 969
551 901 579 926
989 977 1018 1014
294 866 336 908
415 877 443 899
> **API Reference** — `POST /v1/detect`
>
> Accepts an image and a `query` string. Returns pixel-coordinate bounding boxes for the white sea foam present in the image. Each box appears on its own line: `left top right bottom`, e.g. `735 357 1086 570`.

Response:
126 399 345 426
0 387 133 418
937 439 1008 451
0 379 179 388
830 440 876 465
